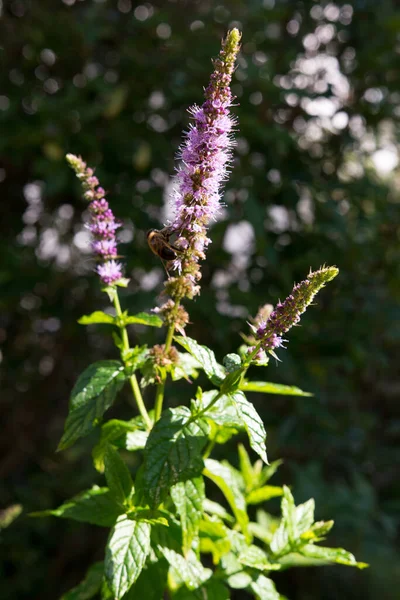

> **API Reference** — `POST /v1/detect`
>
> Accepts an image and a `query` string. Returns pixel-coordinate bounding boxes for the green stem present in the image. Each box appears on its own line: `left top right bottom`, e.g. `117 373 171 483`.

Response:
203 434 217 460
154 298 182 422
113 290 152 431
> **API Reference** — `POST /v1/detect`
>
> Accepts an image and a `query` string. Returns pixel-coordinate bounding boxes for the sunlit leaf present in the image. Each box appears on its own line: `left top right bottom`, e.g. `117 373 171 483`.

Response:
30 486 122 527
58 361 126 451
230 391 268 464
174 336 225 385
241 381 312 396
104 444 133 507
171 477 205 554
105 516 151 599
78 311 116 325
144 407 209 507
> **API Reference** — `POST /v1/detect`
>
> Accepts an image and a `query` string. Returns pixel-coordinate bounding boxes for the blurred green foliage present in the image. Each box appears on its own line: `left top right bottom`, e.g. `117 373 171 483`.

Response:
0 0 399 598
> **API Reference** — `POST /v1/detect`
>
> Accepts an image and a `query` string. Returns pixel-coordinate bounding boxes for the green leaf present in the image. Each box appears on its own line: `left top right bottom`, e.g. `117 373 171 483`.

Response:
223 353 242 373
171 352 201 382
300 544 368 569
204 392 242 428
171 477 205 555
203 499 235 524
199 519 231 564
93 419 148 473
78 311 116 325
204 459 249 536
172 579 230 600
238 444 254 491
230 391 268 464
122 557 169 600
249 574 280 600
31 486 122 527
240 381 312 396
160 548 212 591
281 486 297 542
123 312 163 327
221 551 252 589
123 346 149 371
104 444 134 507
238 545 281 572
58 361 126 451
174 336 225 385
144 407 210 507
0 504 23 530
61 561 104 600
246 486 284 505
105 515 151 599
295 498 315 536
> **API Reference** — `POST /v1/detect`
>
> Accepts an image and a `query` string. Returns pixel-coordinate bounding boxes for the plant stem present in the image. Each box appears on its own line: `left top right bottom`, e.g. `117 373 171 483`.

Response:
113 290 152 431
154 299 182 422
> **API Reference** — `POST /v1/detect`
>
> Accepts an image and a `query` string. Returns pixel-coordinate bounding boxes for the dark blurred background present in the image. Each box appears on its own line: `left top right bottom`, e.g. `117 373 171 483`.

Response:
0 0 399 598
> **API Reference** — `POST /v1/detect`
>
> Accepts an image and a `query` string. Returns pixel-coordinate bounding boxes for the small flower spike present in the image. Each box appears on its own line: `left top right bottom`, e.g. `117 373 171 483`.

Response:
66 154 123 285
248 267 339 358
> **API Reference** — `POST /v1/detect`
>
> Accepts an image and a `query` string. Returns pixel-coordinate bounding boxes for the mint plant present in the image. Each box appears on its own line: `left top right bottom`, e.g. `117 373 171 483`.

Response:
34 30 367 599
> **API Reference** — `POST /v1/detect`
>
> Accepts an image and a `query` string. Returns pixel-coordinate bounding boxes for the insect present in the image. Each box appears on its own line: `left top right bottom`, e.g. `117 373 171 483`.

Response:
147 226 183 264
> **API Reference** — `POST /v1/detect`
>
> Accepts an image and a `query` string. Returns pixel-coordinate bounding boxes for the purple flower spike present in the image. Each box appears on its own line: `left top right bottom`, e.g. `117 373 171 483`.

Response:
66 154 123 286
169 29 240 281
249 267 339 358
158 29 241 329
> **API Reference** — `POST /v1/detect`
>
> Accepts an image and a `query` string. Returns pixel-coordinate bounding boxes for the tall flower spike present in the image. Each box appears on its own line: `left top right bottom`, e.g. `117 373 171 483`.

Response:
248 267 339 359
159 29 241 327
66 154 124 285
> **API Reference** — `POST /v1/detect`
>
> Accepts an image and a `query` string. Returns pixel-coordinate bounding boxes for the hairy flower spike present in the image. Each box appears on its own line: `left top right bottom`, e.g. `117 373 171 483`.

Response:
66 154 123 285
249 267 339 356
159 29 240 325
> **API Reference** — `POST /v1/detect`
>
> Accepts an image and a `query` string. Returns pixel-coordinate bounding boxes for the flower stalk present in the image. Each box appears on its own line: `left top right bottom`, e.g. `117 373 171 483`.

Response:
153 29 241 418
246 266 339 363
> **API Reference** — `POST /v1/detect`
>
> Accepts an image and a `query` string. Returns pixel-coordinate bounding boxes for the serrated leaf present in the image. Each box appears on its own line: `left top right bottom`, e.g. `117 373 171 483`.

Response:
238 545 281 572
123 346 149 371
300 544 368 569
171 477 205 555
104 445 133 507
125 430 148 451
204 459 248 536
171 352 201 382
78 311 116 325
61 561 104 600
160 548 212 591
230 391 268 464
174 336 225 385
105 516 151 599
144 407 209 507
246 486 284 505
199 516 231 562
31 486 122 527
123 312 163 327
58 361 126 451
241 381 312 396
93 419 147 473
249 574 280 600
204 392 242 428
203 499 234 523
122 557 169 600
295 498 315 535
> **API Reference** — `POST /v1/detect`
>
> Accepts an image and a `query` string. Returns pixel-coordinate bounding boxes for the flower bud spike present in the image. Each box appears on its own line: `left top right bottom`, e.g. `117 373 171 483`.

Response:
66 154 124 286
